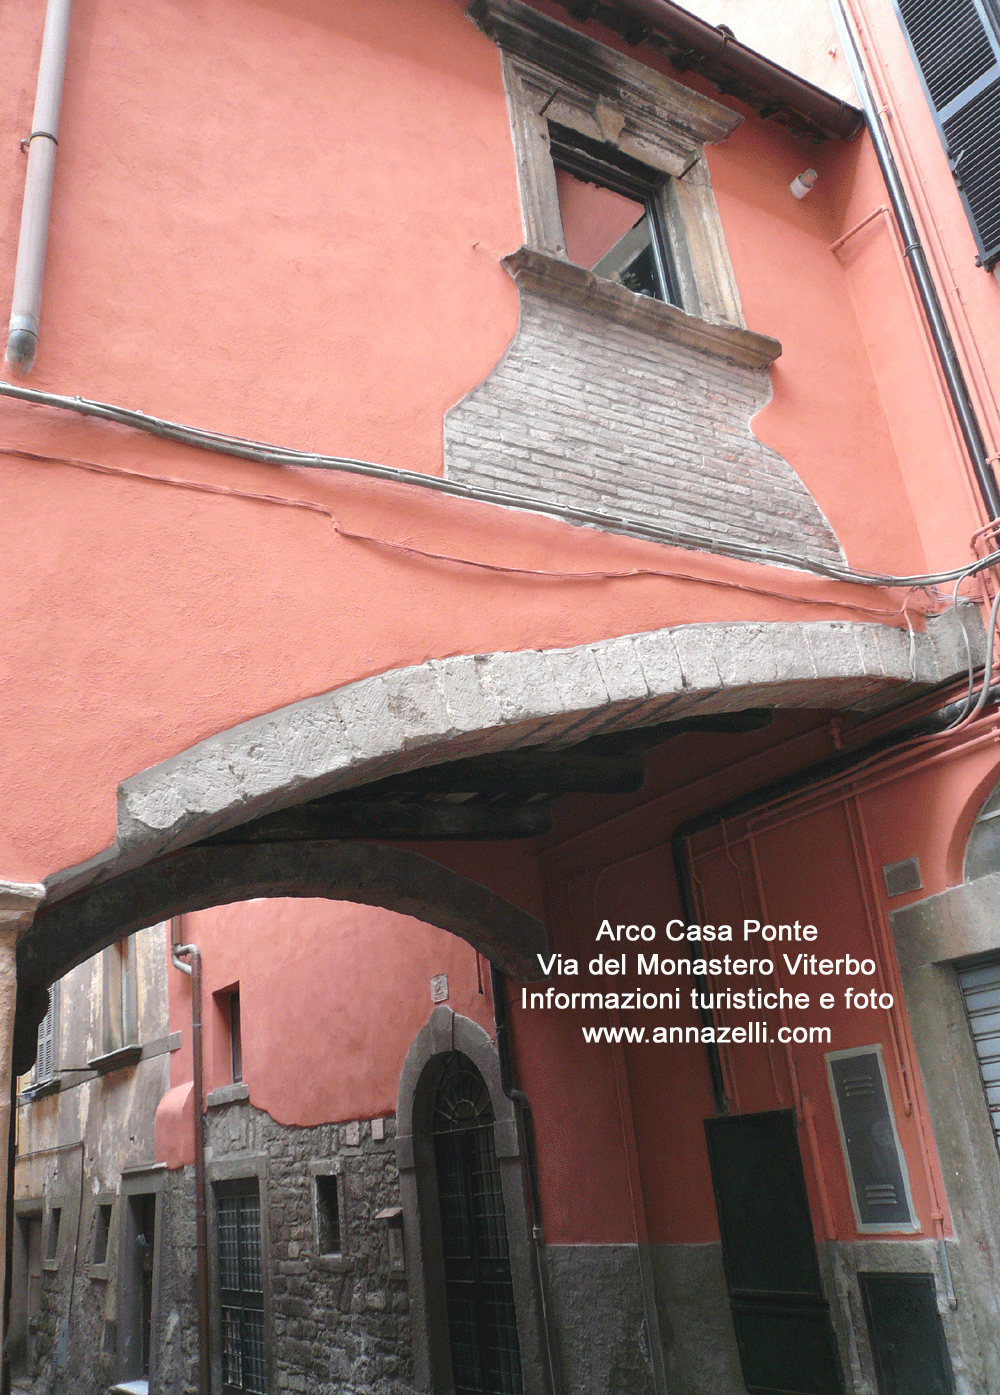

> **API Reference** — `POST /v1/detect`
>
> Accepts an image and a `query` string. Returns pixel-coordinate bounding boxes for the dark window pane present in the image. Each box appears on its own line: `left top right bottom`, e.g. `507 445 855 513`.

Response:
216 1183 265 1394
315 1175 341 1254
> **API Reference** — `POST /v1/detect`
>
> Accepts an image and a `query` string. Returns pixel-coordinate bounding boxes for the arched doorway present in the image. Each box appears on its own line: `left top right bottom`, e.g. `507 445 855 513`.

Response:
396 1009 546 1395
433 1051 523 1395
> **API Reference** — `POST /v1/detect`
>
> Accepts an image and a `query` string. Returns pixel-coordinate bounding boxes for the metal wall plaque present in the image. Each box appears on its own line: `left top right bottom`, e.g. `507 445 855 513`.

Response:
826 1046 916 1232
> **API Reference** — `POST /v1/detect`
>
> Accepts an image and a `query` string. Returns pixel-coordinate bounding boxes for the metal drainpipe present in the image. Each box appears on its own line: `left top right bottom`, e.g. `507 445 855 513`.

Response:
490 964 562 1395
171 931 210 1395
1 1070 16 1395
5 0 73 374
831 0 1000 521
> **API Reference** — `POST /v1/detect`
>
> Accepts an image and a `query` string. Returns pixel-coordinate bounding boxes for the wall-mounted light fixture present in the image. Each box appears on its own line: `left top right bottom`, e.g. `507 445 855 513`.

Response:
790 168 818 199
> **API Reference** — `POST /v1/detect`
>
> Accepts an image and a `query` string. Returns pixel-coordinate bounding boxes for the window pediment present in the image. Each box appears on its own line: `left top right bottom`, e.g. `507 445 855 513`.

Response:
470 0 746 325
469 0 742 168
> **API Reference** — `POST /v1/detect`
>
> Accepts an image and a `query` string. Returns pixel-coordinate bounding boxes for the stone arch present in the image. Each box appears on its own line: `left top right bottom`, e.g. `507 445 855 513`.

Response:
395 1006 546 1394
28 615 969 1000
20 841 547 992
48 617 961 912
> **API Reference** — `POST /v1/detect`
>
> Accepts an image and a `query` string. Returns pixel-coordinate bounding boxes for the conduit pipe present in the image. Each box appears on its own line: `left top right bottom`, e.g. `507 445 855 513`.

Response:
6 0 73 374
490 964 562 1395
4 379 1000 596
564 0 863 141
831 0 1000 521
1 1074 16 1395
171 932 210 1395
671 683 1000 1117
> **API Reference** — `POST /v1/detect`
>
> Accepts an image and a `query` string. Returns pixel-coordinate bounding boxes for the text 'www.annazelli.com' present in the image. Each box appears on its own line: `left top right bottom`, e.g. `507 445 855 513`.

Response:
580 1023 832 1045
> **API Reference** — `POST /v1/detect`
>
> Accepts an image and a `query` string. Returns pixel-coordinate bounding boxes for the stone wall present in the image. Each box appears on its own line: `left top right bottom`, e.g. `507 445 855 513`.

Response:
156 1101 413 1395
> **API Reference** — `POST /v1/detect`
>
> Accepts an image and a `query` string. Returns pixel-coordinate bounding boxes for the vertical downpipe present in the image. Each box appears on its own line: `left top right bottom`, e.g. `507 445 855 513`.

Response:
6 0 73 374
171 929 210 1395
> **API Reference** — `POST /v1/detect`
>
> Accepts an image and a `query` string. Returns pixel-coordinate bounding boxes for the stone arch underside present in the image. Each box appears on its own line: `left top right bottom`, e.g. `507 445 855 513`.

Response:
27 615 971 993
21 841 547 991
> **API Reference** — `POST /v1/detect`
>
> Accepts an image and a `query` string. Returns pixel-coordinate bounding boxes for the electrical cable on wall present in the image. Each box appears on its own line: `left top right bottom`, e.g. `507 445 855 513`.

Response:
2 378 999 593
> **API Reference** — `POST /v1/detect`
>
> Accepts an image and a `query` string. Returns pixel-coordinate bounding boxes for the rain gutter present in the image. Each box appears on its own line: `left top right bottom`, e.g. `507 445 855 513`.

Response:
560 0 864 141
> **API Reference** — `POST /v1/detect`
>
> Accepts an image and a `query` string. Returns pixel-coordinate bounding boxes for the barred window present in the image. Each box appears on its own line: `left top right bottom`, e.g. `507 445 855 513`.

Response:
216 1181 266 1395
433 1053 522 1395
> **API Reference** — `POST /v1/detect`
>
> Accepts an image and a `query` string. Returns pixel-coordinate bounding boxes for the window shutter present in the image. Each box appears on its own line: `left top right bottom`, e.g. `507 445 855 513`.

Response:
36 995 54 1082
958 957 1000 1150
896 0 1000 266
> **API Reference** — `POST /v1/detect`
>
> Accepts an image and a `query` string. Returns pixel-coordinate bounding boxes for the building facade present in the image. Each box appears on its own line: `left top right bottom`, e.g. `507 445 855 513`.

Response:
11 926 173 1395
5 0 1000 1393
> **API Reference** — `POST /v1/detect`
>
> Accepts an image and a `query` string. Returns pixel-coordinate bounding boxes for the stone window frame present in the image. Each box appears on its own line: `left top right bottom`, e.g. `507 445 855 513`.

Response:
42 1198 64 1271
395 1006 547 1395
11 1198 45 1377
206 1152 273 1395
307 1159 351 1273
470 0 746 327
88 1192 117 1281
116 1163 166 1387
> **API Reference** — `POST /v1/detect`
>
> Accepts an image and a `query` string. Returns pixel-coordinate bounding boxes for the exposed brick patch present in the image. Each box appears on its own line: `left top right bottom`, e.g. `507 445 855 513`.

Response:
444 280 843 563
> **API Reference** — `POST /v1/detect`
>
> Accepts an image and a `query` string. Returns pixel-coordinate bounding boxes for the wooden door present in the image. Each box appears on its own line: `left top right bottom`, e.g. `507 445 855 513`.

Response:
705 1109 844 1395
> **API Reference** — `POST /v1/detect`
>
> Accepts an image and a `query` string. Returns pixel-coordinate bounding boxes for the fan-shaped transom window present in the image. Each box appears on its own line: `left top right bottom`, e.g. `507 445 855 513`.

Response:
434 1053 496 1133
965 782 1000 880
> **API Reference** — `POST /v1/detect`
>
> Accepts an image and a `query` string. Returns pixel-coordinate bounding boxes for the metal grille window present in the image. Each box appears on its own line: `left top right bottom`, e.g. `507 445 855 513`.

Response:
433 1053 522 1395
216 1181 266 1395
896 0 1000 267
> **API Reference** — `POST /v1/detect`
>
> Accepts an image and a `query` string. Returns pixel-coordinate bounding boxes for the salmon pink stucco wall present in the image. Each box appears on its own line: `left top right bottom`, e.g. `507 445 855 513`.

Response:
158 897 497 1169
0 442 916 885
0 0 965 892
0 0 523 465
844 0 1000 411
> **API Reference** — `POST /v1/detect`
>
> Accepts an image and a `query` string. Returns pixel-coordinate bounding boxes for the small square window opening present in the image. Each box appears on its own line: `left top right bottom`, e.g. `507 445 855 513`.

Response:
230 989 243 1084
314 1175 341 1256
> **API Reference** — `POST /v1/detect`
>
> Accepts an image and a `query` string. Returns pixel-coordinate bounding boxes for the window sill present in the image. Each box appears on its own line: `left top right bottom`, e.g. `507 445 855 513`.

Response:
20 1075 62 1101
87 1045 143 1075
206 1082 250 1108
311 1253 352 1274
502 246 782 370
